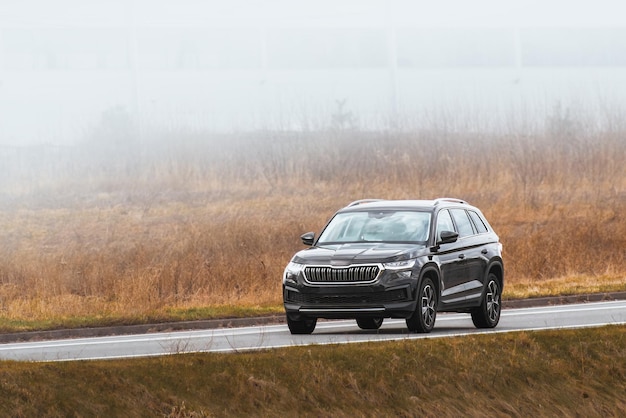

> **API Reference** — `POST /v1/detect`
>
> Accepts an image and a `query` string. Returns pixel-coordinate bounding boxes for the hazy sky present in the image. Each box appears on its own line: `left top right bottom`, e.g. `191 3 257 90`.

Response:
1 1 626 145
2 0 626 27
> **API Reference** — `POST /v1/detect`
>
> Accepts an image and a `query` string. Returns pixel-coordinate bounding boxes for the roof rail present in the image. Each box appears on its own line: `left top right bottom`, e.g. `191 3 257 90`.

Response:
347 199 385 207
434 197 467 205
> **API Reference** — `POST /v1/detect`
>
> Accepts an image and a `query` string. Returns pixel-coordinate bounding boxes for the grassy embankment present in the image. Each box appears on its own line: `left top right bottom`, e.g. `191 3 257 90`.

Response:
0 126 625 332
1 326 625 416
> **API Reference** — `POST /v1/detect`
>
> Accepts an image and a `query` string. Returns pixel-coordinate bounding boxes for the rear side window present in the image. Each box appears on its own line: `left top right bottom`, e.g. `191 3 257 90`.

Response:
450 209 474 238
468 210 488 233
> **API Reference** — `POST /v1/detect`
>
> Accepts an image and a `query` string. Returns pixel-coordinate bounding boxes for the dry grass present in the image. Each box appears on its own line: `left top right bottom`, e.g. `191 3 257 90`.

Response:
0 123 625 329
1 326 625 416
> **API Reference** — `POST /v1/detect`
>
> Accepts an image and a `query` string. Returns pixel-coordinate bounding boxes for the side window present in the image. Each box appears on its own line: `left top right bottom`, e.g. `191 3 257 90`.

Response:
435 209 455 241
468 210 488 234
450 209 474 238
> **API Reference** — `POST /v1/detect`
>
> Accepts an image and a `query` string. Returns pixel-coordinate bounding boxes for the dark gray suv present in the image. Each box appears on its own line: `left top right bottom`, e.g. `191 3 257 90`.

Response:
283 198 503 334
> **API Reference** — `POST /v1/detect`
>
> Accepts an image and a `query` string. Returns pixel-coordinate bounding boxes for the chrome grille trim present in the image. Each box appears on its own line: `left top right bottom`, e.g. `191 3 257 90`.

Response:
303 264 381 284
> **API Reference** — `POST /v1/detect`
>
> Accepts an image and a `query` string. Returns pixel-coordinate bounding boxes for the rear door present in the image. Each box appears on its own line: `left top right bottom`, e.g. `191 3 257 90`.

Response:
448 208 485 301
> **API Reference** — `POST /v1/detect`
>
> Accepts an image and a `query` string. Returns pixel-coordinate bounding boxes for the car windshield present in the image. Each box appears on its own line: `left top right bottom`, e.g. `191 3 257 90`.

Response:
317 210 431 244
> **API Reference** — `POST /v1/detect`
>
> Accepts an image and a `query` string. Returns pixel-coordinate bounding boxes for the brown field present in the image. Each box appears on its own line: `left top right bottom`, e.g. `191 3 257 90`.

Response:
0 123 625 330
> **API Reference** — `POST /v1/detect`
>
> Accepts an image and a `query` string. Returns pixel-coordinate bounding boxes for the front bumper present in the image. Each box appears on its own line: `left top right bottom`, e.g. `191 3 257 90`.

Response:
283 282 417 320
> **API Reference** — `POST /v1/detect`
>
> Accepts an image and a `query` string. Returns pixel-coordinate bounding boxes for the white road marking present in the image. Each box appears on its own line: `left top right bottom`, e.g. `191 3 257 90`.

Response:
1 301 624 362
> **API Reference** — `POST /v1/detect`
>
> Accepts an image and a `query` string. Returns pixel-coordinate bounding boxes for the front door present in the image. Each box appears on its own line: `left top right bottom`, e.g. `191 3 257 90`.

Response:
434 209 468 304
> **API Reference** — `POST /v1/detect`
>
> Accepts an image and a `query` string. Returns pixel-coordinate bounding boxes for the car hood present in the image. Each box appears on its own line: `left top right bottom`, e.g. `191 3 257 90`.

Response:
293 242 426 265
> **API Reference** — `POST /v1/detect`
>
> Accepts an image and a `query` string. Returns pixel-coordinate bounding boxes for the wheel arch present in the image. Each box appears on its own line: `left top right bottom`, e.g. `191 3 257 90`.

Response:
418 264 441 298
486 259 504 291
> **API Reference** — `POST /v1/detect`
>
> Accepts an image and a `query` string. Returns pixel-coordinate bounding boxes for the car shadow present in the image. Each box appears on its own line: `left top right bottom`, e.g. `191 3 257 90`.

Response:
315 325 474 336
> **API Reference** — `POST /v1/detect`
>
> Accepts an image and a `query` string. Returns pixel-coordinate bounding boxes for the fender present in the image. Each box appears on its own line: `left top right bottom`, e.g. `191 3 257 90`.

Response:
418 262 442 298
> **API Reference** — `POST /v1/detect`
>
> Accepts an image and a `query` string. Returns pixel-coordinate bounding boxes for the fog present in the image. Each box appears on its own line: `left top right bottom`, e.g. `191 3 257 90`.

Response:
1 0 626 146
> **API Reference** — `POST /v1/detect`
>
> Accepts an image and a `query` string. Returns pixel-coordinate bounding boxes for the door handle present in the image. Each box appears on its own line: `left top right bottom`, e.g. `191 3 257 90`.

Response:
458 254 465 259
481 249 488 255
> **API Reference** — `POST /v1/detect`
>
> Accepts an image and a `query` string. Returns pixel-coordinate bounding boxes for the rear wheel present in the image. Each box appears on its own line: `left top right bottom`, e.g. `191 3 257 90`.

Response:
287 316 317 334
471 274 501 328
356 317 383 330
406 277 437 333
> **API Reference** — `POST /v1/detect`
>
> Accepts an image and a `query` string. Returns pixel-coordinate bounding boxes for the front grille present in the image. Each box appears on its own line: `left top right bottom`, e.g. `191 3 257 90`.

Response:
286 289 408 305
304 265 380 283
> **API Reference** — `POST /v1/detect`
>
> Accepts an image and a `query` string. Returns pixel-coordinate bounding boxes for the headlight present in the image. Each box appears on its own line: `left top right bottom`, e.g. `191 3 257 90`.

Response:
383 258 416 270
283 262 305 283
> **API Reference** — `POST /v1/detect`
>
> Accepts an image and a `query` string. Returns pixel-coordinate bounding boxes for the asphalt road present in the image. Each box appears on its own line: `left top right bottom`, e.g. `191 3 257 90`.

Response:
1 300 625 362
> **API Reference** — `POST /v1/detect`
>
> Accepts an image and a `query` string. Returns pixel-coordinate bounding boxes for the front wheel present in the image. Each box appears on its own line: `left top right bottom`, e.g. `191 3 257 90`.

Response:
471 274 501 328
287 316 317 334
356 317 383 330
406 277 437 333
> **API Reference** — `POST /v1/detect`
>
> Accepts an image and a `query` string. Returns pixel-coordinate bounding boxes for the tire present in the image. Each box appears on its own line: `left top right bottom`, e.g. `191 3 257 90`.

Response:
287 316 317 334
406 277 437 333
356 317 384 330
471 273 501 328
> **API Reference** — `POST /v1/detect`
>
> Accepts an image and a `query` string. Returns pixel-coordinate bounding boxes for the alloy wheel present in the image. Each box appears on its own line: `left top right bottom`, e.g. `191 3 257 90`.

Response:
421 283 436 328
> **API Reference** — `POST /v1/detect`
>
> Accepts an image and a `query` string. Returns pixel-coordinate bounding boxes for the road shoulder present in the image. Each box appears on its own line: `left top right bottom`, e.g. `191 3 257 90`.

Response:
2 291 626 344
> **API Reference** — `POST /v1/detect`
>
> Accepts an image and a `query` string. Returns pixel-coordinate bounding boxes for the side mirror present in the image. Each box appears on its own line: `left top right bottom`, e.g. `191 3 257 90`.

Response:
438 230 459 245
301 232 315 246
